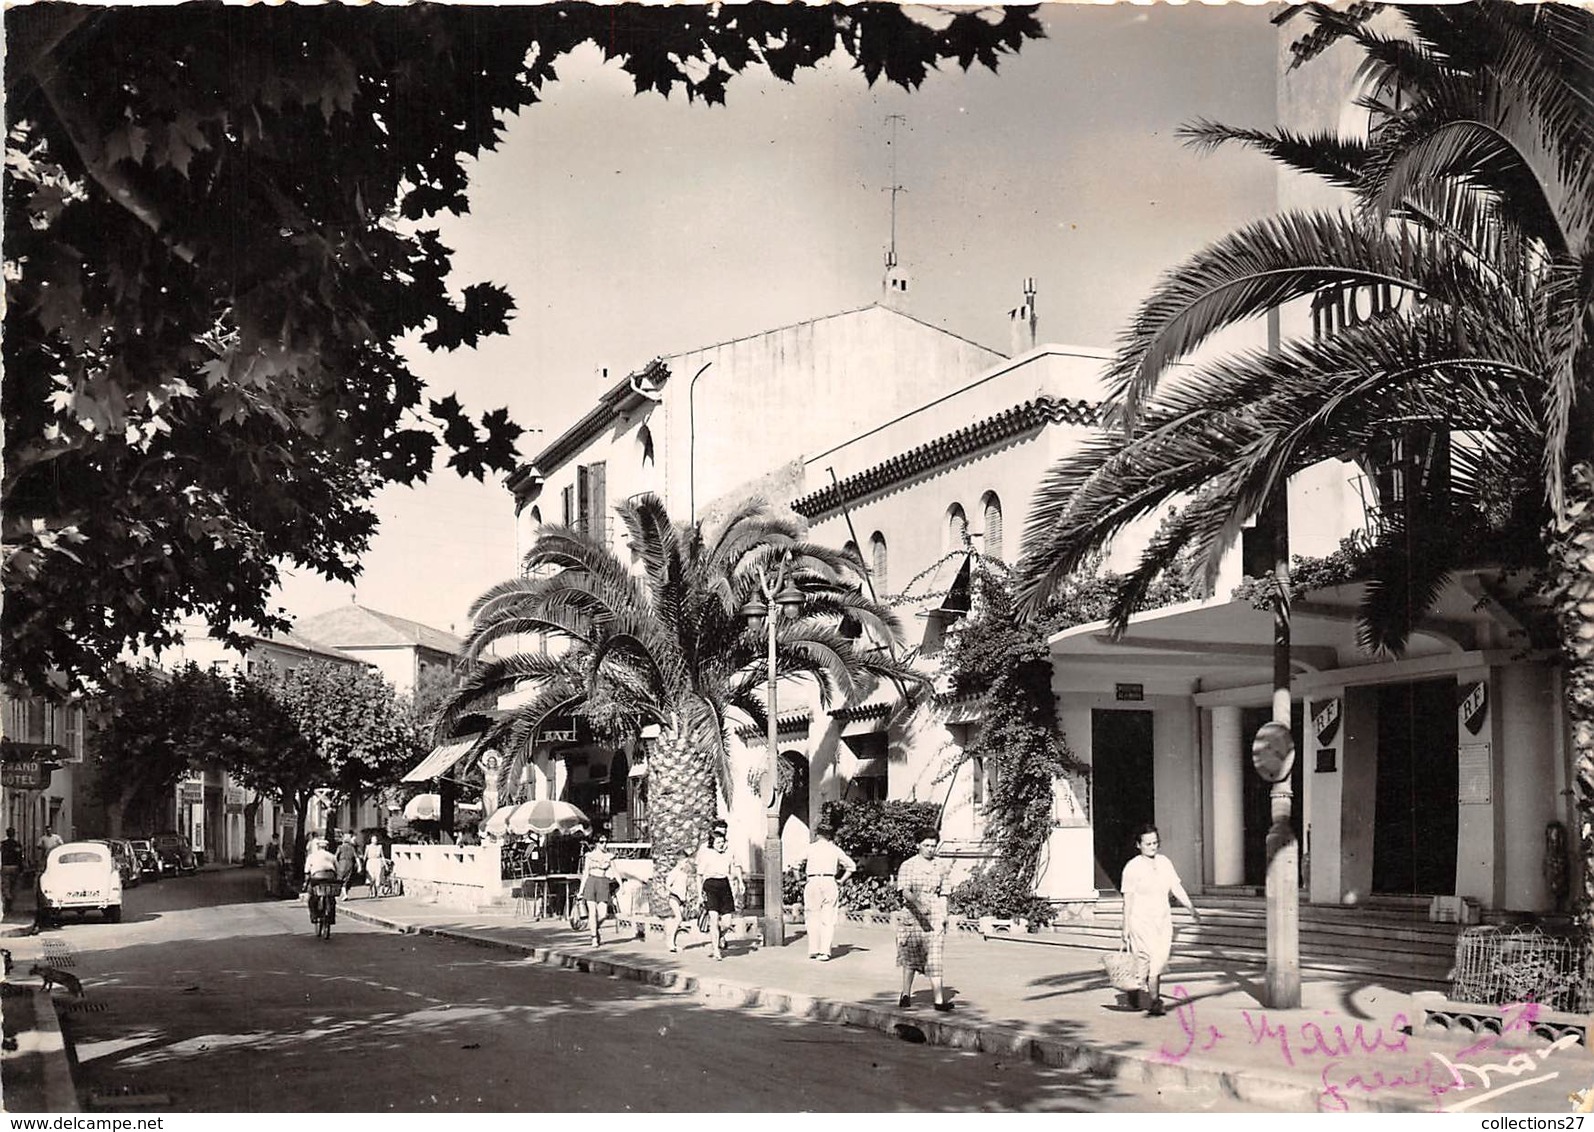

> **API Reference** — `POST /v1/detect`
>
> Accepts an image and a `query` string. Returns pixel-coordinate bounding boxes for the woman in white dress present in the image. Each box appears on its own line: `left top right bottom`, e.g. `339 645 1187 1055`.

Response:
1120 824 1200 1016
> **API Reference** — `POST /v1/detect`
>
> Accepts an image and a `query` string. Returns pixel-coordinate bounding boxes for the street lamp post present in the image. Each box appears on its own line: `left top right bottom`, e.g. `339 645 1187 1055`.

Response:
740 552 806 947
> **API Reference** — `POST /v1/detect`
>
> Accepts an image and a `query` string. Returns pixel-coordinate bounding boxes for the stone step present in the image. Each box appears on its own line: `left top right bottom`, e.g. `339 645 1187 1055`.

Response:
1055 916 1462 952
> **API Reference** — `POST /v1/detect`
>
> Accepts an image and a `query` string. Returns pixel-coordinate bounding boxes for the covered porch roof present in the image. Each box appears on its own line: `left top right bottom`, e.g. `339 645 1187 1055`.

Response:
1047 572 1521 694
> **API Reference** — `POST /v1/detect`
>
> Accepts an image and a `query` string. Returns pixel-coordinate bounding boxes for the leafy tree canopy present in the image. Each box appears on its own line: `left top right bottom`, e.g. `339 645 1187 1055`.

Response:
3 2 1043 697
88 662 244 833
239 661 423 809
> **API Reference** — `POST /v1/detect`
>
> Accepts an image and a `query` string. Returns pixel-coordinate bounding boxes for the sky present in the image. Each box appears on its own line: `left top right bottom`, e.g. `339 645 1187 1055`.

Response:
272 2 1283 639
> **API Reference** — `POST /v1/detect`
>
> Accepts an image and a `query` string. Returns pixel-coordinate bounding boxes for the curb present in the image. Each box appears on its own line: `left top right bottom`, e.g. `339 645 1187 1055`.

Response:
340 905 1423 1114
3 986 81 1113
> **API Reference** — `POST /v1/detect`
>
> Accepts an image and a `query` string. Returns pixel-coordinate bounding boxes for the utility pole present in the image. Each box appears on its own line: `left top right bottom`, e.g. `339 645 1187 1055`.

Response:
1260 493 1301 1009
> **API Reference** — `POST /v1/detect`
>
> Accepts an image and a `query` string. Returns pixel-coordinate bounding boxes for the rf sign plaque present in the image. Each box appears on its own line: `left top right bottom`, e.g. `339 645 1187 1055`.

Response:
1252 720 1296 783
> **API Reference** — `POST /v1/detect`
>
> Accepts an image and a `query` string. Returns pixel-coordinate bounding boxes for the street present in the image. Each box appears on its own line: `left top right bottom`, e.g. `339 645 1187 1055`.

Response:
12 869 1253 1112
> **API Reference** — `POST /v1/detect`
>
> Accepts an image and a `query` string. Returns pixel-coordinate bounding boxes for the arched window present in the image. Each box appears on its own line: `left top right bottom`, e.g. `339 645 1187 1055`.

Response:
946 503 968 552
981 492 1003 562
529 505 542 527
638 424 655 466
869 532 888 594
778 751 809 837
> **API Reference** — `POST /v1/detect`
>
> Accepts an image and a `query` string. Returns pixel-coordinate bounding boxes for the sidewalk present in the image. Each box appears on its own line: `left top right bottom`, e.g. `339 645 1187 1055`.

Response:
1 877 81 1113
342 893 1594 1114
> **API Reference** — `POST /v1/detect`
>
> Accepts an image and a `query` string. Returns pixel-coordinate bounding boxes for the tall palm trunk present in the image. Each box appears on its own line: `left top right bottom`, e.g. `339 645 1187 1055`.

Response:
1557 463 1594 1001
644 725 718 915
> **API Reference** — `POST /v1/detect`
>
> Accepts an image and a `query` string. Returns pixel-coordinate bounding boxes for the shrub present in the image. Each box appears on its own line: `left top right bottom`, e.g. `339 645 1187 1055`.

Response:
839 874 903 913
782 867 805 906
948 866 1055 927
822 798 942 873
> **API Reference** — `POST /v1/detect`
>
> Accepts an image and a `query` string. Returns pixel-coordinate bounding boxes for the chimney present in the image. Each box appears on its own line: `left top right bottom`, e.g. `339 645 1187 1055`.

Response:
1008 277 1038 356
882 250 910 312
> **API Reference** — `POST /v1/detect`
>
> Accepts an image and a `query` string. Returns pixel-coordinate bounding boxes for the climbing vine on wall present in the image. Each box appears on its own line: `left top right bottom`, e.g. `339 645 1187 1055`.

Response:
939 547 1200 895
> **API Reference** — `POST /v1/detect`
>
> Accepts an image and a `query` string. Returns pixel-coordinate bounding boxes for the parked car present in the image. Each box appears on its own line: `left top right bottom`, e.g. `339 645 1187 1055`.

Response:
127 839 163 881
36 841 123 925
151 832 197 875
95 839 140 889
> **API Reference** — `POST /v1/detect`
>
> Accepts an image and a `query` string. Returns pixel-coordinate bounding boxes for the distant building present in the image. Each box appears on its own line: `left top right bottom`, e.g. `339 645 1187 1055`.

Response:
293 603 462 697
1 681 90 864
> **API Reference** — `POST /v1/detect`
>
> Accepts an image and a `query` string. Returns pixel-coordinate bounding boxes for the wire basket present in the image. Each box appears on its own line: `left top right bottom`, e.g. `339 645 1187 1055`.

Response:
1450 926 1584 1013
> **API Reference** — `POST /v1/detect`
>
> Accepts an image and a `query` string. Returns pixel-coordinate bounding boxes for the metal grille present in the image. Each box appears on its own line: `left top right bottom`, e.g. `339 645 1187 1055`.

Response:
64 1000 108 1013
1451 926 1584 1012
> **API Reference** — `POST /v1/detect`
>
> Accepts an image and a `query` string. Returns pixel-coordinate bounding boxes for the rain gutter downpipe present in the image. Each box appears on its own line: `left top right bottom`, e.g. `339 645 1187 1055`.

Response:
688 362 713 522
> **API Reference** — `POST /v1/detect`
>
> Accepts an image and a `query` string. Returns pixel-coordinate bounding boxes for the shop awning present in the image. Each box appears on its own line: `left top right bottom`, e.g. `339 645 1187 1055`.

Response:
401 739 477 784
903 552 972 619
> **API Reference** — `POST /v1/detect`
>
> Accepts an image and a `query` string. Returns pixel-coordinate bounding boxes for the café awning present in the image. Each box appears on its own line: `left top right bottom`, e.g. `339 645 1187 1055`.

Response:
401 739 477 784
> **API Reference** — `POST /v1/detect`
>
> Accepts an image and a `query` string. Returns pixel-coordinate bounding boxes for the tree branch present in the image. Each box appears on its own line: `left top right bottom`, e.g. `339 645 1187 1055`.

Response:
31 58 197 264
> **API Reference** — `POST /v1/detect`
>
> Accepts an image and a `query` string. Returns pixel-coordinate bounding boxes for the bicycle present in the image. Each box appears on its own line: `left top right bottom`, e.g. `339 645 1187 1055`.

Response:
368 858 400 899
307 876 340 940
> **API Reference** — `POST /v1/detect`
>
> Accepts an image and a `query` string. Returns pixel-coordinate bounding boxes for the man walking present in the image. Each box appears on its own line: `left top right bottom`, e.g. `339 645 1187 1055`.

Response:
35 825 62 866
0 829 24 913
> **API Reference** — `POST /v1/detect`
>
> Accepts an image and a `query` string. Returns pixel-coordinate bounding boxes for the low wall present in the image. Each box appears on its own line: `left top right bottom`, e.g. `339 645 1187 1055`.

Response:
391 844 506 911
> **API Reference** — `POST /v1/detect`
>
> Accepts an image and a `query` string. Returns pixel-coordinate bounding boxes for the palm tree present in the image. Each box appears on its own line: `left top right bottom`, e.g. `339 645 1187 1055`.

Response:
442 493 923 912
1015 3 1593 923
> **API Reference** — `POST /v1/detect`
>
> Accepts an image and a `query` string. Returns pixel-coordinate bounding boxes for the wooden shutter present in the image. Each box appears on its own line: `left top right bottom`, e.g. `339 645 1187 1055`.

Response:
588 461 607 544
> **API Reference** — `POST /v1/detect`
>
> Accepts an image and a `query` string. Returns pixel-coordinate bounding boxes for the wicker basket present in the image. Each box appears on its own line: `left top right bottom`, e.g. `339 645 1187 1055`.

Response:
1102 945 1147 992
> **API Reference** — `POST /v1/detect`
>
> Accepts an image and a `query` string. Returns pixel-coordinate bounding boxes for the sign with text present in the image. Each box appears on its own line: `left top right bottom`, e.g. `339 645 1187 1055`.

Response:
1114 684 1144 702
1313 697 1341 745
1 761 52 789
535 716 585 746
1458 681 1488 736
1459 743 1492 804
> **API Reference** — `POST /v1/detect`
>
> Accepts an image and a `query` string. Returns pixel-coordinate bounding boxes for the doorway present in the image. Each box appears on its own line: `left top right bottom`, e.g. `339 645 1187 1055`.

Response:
1372 679 1459 895
1241 705 1305 888
1091 709 1155 890
778 751 810 839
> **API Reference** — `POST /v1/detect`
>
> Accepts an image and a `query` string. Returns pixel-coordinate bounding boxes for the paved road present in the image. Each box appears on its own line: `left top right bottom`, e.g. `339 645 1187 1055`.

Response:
22 870 1258 1112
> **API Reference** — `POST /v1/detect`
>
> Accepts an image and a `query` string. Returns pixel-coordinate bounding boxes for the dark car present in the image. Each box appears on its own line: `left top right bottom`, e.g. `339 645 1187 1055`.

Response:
96 839 141 889
151 832 197 875
127 839 163 881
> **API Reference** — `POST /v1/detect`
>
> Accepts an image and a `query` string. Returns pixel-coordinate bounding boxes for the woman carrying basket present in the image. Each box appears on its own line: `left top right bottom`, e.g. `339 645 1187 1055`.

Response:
1121 824 1200 1016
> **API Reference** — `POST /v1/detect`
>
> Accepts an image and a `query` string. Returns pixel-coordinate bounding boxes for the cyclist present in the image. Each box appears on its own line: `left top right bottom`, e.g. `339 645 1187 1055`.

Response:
304 837 339 929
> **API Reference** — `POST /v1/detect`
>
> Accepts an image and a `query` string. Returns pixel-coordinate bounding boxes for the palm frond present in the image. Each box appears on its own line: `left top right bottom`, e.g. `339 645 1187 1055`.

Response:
1180 119 1371 190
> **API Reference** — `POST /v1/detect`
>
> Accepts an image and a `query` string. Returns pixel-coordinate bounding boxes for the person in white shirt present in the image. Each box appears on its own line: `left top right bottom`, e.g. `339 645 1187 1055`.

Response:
803 823 857 961
36 826 63 866
694 822 742 961
1121 824 1200 1016
304 837 338 880
364 837 387 897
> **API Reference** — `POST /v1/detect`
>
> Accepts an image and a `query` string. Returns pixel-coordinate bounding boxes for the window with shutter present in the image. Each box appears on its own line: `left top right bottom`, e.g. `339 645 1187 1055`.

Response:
946 504 968 551
588 462 607 544
982 492 1003 561
869 532 888 594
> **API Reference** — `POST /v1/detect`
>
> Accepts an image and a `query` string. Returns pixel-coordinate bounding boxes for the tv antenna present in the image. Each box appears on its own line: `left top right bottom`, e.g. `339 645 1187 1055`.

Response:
883 114 907 271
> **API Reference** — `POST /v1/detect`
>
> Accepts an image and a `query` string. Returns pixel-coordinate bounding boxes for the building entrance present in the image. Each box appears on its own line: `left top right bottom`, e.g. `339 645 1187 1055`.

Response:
1091 709 1155 890
1373 678 1459 895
